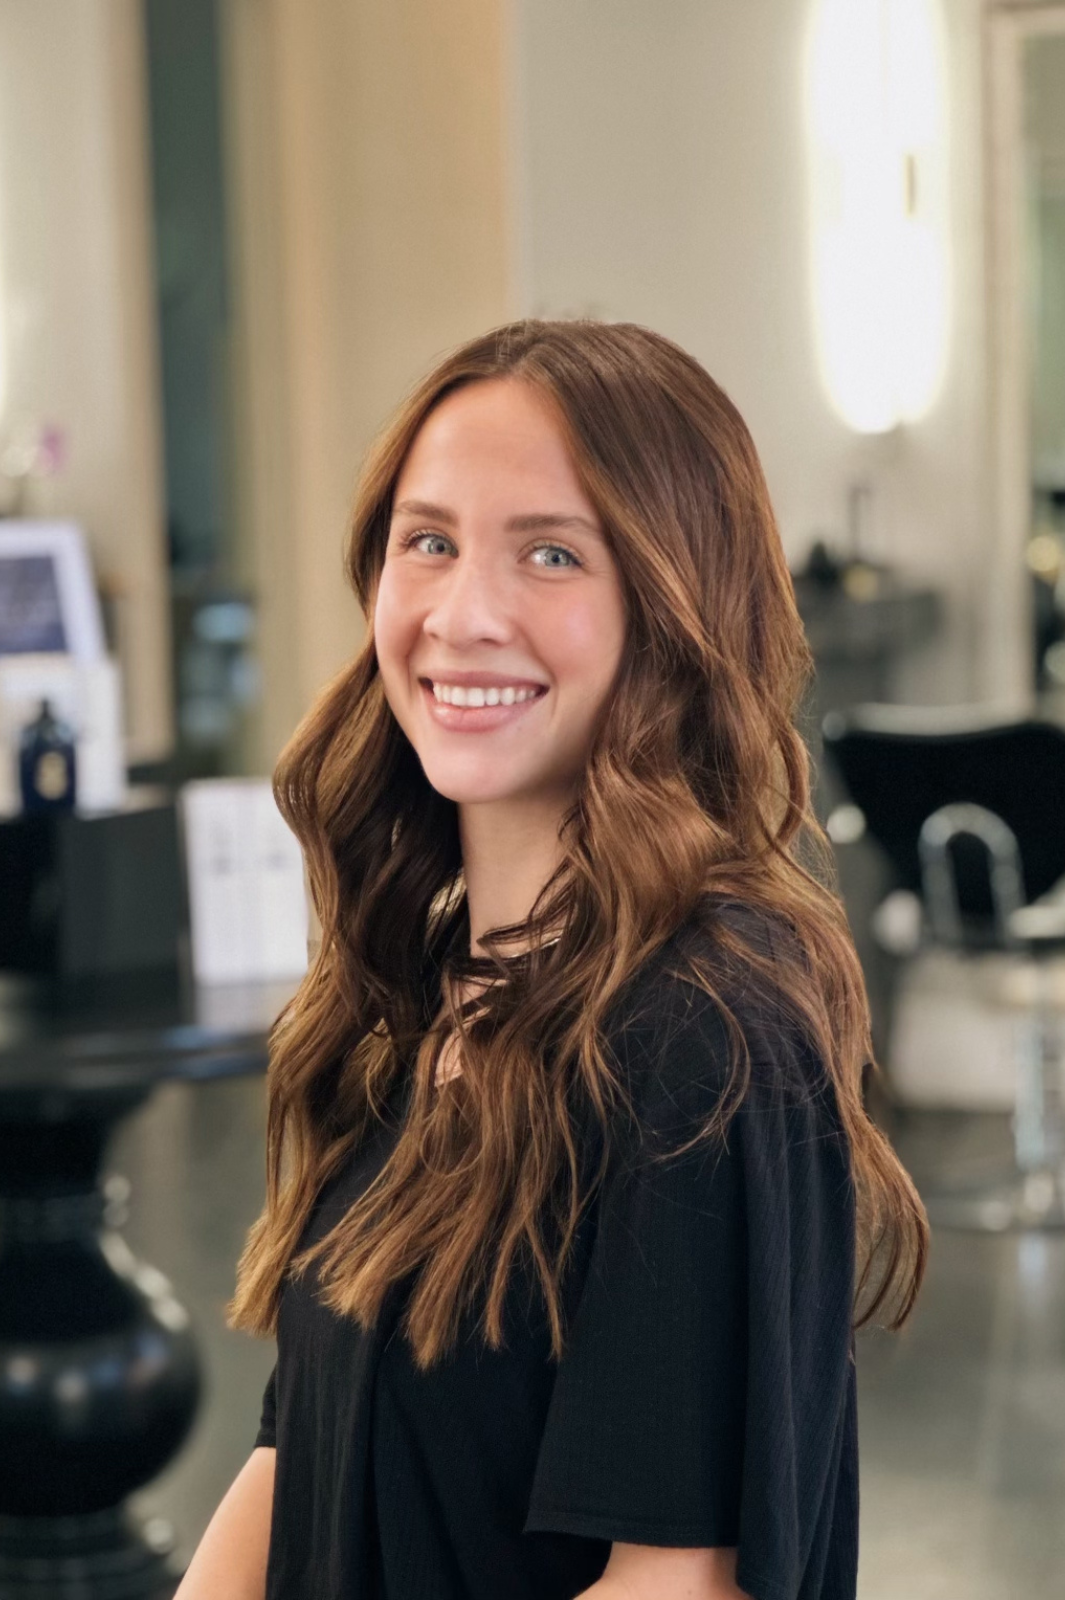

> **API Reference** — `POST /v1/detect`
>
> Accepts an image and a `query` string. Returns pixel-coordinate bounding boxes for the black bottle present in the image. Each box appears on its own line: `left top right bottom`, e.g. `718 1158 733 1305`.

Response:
19 697 77 812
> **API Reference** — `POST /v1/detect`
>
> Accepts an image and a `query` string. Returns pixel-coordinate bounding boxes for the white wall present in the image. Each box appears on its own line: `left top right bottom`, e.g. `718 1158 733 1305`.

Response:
0 0 173 759
511 0 1002 704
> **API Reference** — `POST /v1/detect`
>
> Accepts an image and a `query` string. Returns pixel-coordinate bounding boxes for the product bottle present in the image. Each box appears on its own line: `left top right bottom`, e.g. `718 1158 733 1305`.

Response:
19 698 77 812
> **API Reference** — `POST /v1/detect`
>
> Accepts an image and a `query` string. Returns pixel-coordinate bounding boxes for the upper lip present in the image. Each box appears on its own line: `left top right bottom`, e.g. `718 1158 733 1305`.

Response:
418 670 547 689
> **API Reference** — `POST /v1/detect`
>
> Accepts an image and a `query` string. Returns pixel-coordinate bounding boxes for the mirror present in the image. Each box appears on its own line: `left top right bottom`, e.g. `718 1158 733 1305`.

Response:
1024 29 1065 696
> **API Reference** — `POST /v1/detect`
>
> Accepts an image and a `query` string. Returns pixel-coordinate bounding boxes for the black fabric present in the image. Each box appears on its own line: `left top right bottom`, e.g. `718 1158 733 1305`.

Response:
254 909 859 1600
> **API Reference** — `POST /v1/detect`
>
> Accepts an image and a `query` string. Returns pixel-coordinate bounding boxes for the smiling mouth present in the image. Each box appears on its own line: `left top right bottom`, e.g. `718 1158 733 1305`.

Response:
420 679 547 708
418 679 548 728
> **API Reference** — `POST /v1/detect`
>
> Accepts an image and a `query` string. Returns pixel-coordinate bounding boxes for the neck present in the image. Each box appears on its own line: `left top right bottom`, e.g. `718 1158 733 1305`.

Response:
458 795 570 956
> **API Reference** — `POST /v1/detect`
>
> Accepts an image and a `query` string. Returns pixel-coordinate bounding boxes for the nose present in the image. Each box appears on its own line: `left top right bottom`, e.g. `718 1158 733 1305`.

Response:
422 545 516 648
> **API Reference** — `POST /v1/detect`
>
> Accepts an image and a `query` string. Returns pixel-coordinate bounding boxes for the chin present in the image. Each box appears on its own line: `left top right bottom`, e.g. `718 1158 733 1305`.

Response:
414 754 535 803
422 777 527 806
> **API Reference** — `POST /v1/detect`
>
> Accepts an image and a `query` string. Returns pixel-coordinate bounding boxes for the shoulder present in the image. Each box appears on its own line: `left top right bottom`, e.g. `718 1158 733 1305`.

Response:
602 899 837 1137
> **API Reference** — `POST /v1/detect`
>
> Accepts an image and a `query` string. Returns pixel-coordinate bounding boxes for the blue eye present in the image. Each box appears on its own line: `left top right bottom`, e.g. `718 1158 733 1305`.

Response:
402 530 451 555
530 542 582 569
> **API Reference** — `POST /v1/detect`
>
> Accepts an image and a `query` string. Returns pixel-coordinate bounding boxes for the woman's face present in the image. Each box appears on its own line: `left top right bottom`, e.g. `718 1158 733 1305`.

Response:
374 378 627 814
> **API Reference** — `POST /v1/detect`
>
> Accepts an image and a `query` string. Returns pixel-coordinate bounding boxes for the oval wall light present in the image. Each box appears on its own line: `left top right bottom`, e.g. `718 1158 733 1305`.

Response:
805 0 951 433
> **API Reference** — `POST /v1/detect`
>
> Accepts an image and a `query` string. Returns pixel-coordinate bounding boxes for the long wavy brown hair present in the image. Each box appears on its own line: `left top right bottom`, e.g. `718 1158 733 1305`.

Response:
228 318 928 1369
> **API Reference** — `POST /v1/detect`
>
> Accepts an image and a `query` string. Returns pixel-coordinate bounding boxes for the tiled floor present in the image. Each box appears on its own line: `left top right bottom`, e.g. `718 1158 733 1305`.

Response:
113 1081 1065 1597
857 1112 1065 1599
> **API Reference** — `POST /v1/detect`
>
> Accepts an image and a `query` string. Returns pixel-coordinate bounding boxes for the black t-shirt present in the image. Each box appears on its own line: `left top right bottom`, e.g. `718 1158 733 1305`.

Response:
254 911 859 1600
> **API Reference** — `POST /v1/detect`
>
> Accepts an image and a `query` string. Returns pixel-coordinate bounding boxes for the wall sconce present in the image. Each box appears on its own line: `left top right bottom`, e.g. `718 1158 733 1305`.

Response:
805 0 951 433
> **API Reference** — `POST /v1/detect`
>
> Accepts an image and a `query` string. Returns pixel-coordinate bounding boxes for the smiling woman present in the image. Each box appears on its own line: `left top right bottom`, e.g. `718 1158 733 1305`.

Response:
374 377 627 843
177 320 928 1600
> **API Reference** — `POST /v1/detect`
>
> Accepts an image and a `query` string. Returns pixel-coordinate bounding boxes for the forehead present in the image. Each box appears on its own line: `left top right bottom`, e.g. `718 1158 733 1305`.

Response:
394 379 592 508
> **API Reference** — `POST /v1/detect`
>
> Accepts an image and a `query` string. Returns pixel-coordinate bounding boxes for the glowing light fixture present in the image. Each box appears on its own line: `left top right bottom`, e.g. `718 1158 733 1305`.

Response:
805 0 950 432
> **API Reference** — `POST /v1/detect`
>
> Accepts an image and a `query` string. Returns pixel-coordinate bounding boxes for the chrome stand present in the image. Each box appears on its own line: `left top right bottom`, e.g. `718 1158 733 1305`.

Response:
917 846 1065 1232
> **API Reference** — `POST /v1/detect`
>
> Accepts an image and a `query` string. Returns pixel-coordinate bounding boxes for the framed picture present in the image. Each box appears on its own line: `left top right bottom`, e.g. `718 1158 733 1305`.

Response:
0 520 106 659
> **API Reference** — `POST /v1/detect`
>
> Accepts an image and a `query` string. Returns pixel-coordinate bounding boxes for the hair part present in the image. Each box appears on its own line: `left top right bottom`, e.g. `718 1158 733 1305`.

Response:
228 319 928 1368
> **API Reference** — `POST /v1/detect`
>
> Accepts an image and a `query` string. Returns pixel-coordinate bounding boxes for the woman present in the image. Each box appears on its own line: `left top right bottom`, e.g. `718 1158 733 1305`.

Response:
176 320 927 1600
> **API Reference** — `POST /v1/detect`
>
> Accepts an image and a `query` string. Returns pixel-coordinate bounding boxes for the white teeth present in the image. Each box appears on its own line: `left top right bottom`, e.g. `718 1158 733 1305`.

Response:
430 683 543 707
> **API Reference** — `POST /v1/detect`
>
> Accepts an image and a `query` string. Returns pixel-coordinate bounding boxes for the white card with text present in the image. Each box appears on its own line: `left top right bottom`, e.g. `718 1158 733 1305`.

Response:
179 778 309 985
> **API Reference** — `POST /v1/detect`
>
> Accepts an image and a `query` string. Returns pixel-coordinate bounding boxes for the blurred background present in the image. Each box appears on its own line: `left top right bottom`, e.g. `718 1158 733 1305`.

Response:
2 1 1065 1596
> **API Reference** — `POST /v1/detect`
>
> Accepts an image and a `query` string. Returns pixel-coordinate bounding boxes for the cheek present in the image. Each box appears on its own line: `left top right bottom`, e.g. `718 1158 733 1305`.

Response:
372 570 419 674
548 591 626 689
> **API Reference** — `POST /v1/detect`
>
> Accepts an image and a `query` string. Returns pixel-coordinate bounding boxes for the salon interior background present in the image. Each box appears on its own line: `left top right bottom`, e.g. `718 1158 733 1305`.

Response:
6 3 1065 1597
0 0 1047 787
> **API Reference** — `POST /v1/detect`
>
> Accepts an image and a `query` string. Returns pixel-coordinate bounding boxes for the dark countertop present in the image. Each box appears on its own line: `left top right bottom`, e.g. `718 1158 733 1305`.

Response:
0 966 298 1098
793 573 942 662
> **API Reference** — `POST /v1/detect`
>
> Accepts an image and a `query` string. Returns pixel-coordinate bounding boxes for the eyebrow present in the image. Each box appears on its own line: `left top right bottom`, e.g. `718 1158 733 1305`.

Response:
391 499 603 537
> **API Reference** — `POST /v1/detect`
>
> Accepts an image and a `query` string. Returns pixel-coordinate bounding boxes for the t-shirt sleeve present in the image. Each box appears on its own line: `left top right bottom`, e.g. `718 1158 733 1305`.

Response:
523 984 856 1600
254 1361 278 1450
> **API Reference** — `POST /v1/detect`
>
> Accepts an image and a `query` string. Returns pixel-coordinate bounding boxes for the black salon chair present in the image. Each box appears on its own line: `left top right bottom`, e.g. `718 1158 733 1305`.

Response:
821 705 1065 1229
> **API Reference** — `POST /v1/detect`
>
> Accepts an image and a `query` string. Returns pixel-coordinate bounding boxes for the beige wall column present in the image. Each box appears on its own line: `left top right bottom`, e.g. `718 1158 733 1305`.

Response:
220 0 513 771
0 0 172 760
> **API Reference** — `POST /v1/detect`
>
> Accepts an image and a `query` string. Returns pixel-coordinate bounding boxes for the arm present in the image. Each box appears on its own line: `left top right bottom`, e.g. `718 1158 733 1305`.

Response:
173 1446 276 1600
578 1544 749 1600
